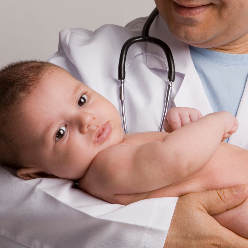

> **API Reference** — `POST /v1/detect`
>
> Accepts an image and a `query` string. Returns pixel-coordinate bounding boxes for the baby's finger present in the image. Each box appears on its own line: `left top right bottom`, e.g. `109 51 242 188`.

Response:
179 111 192 127
229 118 239 134
167 111 183 130
197 111 203 118
221 118 239 141
163 118 173 132
189 110 202 122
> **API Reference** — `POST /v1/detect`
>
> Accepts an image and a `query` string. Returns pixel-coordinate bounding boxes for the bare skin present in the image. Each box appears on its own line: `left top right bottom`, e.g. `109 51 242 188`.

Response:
77 108 248 238
164 186 248 247
154 0 248 53
79 111 238 204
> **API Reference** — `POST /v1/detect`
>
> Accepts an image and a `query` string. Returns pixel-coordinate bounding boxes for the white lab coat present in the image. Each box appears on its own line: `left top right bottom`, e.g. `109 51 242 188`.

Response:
1 14 248 248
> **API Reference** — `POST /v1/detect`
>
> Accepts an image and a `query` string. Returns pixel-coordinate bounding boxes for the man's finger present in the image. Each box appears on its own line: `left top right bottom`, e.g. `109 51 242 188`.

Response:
198 184 248 216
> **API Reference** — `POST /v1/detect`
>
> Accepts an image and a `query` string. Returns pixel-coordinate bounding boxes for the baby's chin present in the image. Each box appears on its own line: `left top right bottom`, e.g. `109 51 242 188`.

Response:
108 129 124 148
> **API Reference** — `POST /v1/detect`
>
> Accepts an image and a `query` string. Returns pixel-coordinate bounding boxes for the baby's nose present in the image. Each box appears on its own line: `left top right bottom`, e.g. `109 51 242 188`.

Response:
78 112 95 134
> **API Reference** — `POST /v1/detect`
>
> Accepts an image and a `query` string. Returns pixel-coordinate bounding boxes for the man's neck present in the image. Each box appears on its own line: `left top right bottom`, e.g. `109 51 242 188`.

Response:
210 33 248 54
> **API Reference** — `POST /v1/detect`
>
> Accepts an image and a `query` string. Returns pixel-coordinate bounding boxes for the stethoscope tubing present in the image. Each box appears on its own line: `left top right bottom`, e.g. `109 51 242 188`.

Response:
118 8 175 134
118 36 175 82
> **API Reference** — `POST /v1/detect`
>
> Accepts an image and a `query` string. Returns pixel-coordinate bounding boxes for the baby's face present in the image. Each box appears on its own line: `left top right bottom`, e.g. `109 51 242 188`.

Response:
15 68 124 180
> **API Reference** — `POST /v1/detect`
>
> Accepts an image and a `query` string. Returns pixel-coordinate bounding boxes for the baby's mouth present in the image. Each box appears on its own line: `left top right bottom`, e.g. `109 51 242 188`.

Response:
94 122 112 144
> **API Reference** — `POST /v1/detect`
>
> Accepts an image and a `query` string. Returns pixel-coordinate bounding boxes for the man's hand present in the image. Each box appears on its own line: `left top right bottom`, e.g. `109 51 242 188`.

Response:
164 185 248 247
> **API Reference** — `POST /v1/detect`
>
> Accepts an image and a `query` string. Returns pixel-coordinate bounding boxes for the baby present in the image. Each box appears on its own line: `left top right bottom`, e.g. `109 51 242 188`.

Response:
0 60 248 238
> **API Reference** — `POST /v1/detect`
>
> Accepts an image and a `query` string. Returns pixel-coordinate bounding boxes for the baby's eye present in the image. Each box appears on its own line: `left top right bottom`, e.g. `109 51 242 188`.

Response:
78 94 88 107
55 126 67 142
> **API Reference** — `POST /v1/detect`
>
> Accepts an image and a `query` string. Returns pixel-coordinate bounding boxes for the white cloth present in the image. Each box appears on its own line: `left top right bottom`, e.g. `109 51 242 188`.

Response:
0 165 176 248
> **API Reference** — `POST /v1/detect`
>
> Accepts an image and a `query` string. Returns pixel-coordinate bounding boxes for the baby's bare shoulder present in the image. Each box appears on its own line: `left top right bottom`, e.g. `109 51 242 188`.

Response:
92 143 135 174
78 143 136 202
82 143 134 176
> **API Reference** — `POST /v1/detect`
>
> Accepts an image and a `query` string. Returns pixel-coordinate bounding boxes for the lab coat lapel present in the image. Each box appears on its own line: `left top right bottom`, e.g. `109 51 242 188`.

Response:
146 15 212 116
174 59 213 116
147 15 189 75
229 78 248 149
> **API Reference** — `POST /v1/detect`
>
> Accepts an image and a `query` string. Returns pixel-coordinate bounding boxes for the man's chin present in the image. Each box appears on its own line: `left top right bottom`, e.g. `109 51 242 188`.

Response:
168 26 217 48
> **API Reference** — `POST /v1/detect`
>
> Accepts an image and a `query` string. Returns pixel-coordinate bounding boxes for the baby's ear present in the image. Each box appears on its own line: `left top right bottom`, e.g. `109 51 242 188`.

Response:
17 167 50 180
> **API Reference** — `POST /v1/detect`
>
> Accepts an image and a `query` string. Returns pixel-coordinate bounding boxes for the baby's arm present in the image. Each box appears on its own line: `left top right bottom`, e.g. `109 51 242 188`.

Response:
80 108 238 204
164 107 238 138
122 108 238 191
156 108 238 181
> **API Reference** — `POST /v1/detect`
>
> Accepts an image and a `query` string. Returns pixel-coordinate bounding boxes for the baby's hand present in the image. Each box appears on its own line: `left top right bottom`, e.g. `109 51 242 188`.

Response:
212 111 238 141
163 107 203 132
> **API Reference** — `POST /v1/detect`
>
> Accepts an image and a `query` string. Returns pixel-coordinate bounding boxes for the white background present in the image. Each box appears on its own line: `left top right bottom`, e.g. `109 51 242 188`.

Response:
0 0 155 67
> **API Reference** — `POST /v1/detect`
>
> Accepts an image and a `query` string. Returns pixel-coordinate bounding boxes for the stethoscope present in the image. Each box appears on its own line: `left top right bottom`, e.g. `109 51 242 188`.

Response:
118 8 175 134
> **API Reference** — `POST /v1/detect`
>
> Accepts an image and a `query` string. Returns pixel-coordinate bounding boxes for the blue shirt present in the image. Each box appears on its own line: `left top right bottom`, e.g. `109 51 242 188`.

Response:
190 46 248 117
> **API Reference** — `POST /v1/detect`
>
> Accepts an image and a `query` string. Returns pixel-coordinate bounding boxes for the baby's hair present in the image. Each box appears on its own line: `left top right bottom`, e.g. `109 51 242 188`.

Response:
0 60 55 111
0 60 59 169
